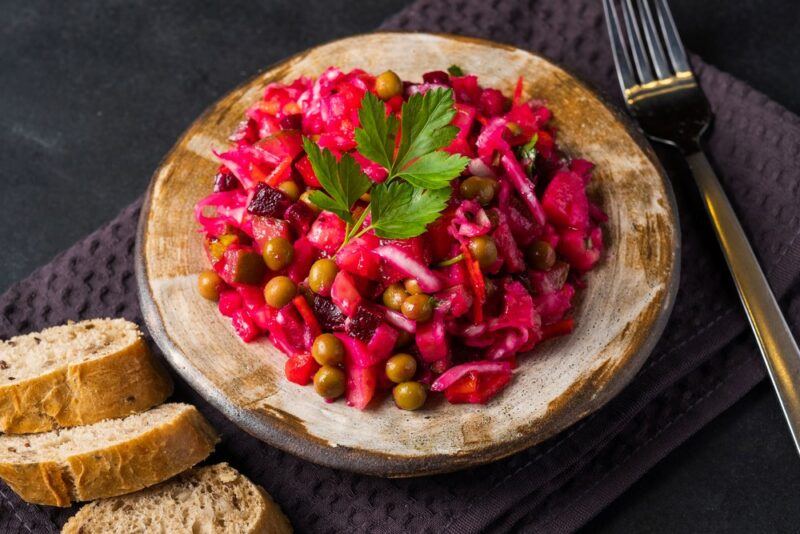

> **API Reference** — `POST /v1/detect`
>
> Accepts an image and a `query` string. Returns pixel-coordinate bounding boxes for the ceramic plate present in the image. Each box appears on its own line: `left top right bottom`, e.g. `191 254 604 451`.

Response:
136 32 679 477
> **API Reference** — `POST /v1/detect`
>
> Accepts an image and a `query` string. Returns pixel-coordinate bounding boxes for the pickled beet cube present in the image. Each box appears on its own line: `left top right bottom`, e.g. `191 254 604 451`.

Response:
284 201 315 236
229 118 259 145
450 75 481 103
541 170 590 230
311 294 346 331
345 365 378 410
213 168 240 192
345 305 383 342
231 309 261 342
247 183 289 217
335 241 381 279
286 237 317 284
307 211 346 254
533 283 575 325
218 290 243 317
280 113 303 131
423 70 451 86
479 88 506 117
557 227 603 272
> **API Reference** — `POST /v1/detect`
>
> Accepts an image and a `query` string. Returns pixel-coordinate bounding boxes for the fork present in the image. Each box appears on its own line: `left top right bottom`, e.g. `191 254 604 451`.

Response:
603 0 800 454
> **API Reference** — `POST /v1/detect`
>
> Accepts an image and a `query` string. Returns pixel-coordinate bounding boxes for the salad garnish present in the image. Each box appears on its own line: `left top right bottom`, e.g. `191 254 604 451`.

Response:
307 89 469 242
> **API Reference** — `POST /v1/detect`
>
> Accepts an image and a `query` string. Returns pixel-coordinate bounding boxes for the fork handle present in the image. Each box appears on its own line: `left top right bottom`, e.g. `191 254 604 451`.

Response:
686 149 800 452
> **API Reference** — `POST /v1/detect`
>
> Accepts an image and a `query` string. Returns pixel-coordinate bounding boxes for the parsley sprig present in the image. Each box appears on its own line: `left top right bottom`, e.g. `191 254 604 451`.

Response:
304 87 469 242
370 181 451 239
303 138 371 224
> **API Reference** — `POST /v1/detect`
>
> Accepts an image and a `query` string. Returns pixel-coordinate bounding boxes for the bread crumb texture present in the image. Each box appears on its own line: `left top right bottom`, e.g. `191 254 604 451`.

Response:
62 463 292 534
0 318 173 433
0 403 218 506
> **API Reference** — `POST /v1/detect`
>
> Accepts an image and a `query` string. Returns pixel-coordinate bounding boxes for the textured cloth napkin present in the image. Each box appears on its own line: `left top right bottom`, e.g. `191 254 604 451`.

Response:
3 0 800 532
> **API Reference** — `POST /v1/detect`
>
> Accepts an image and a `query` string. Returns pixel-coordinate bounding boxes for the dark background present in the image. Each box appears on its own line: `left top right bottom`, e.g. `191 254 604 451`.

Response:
2 0 800 531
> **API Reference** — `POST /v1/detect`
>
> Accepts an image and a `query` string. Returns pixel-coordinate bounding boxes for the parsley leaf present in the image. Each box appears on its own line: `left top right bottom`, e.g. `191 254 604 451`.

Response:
447 64 464 77
308 85 469 243
517 133 538 177
354 88 468 191
303 137 371 223
354 91 398 171
519 133 538 161
394 88 460 172
370 181 451 239
396 151 470 189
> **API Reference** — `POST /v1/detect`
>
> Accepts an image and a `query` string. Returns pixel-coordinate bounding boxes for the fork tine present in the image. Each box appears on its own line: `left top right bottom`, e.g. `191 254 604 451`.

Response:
602 0 638 91
654 0 691 72
621 0 655 83
637 0 671 78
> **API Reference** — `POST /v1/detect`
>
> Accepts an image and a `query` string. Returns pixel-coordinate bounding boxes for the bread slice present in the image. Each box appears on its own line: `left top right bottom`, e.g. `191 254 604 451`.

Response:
62 463 292 534
0 403 218 506
0 318 173 434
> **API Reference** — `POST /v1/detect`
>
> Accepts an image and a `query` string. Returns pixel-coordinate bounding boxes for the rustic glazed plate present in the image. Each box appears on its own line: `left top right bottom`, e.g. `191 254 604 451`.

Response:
136 32 679 477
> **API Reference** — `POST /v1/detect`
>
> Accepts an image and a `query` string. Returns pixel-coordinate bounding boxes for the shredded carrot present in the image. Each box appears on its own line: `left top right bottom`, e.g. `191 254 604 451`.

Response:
461 242 486 324
541 317 575 340
292 295 321 338
513 76 525 107
266 157 293 186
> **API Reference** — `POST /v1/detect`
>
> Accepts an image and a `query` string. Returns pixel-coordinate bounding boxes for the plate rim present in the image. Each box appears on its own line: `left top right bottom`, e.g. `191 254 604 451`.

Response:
135 30 681 477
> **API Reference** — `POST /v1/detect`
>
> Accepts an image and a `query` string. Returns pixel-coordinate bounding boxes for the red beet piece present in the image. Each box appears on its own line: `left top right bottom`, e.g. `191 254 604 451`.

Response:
247 182 289 217
450 75 481 103
346 305 383 342
346 365 378 410
479 88 506 117
229 118 259 145
230 309 261 342
336 240 381 279
423 70 451 86
213 168 241 192
307 211 346 254
279 113 303 131
310 294 346 331
557 226 602 271
541 170 590 231
284 201 315 236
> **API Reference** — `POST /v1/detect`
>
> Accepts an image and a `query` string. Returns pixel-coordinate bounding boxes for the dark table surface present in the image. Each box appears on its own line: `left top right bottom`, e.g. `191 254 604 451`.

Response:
3 0 800 531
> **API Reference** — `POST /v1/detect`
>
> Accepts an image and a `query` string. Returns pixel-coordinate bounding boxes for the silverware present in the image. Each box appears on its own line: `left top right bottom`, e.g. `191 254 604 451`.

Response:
603 0 800 453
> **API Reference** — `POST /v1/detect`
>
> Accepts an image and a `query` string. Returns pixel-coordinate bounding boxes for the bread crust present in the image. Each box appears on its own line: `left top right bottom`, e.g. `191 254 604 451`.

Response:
255 487 294 534
0 405 218 506
0 336 173 434
62 463 293 534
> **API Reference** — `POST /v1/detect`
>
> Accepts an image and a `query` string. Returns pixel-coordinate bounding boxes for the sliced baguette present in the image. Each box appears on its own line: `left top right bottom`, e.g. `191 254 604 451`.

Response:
0 318 173 434
0 403 218 506
62 463 292 534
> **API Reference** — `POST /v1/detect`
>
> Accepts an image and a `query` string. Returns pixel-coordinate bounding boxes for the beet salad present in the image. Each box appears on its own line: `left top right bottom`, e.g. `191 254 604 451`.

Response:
194 66 606 411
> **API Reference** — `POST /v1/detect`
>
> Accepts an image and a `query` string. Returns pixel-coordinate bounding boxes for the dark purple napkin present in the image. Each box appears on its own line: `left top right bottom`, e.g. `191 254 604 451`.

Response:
3 0 800 532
